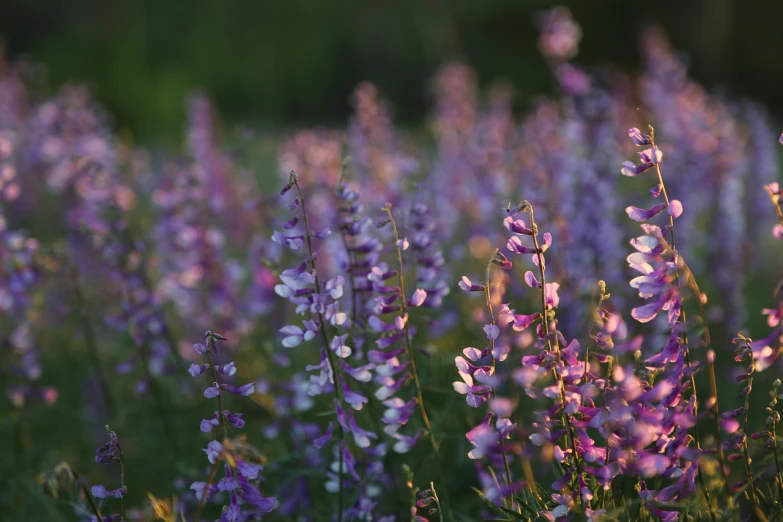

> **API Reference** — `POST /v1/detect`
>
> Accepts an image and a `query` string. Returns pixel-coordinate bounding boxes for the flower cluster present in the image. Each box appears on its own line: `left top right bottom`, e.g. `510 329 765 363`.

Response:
10 6 783 522
275 172 390 519
189 330 278 519
1 120 52 408
152 96 264 339
90 426 126 522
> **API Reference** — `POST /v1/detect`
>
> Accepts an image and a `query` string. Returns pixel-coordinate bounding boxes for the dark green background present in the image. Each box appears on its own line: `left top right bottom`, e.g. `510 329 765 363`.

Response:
1 0 779 141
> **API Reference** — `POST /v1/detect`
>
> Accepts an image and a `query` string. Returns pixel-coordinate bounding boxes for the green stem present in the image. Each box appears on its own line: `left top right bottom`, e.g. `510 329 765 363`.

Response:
430 481 445 522
193 455 222 522
204 334 229 441
772 411 783 501
526 203 583 497
383 203 452 519
483 250 516 510
650 126 717 517
740 346 760 517
293 174 345 522
763 185 783 229
75 471 104 522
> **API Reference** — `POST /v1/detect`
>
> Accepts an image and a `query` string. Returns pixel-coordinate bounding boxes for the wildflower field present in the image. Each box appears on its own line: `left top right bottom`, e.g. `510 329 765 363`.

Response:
3 7 783 522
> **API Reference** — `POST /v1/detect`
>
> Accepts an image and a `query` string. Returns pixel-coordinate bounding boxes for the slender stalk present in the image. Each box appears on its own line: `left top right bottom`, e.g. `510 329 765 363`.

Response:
403 464 418 522
193 456 222 522
706 350 731 499
660 230 732 501
292 174 346 521
204 335 229 441
430 481 445 522
525 202 583 497
740 346 760 517
119 452 125 520
383 203 452 519
649 126 719 516
583 280 609 377
764 185 783 229
769 380 783 501
74 471 104 522
483 249 516 509
103 425 126 521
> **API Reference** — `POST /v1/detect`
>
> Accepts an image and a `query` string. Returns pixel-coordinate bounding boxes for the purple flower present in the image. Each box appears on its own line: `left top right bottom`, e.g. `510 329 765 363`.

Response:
203 440 223 464
621 147 663 177
626 203 667 222
408 288 427 307
90 485 127 499
458 276 485 292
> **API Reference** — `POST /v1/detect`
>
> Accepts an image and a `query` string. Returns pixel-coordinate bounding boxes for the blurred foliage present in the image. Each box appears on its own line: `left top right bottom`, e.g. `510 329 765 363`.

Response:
1 0 782 142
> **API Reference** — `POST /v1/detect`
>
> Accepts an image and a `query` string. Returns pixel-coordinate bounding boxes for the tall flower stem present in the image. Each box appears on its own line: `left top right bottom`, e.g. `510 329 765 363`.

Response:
764 184 783 229
584 280 609 374
525 203 583 495
483 249 518 509
383 203 452 519
193 455 222 522
739 342 761 516
204 334 229 441
769 379 783 500
103 424 126 520
292 174 346 521
74 471 104 522
650 126 721 513
657 230 732 502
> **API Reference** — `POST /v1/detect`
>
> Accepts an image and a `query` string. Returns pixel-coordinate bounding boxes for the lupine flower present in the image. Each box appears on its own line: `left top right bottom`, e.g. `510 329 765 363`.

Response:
275 173 394 519
0 126 52 407
90 426 125 520
189 331 277 517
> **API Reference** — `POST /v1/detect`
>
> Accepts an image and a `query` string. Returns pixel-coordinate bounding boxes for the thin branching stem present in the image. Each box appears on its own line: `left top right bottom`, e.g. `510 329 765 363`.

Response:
430 481 445 522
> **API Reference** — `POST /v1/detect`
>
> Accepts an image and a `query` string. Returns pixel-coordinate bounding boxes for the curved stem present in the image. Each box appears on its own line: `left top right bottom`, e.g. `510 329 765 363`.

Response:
527 204 583 496
383 203 452 519
764 185 783 229
740 348 761 517
649 127 720 516
74 471 104 522
293 175 345 521
204 336 229 441
430 481 445 522
483 250 517 509
771 409 783 500
193 456 222 522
